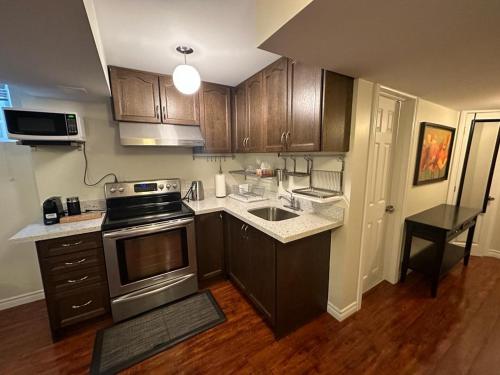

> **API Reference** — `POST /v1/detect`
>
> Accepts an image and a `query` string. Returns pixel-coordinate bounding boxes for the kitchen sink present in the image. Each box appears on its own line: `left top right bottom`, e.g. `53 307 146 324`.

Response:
248 207 299 221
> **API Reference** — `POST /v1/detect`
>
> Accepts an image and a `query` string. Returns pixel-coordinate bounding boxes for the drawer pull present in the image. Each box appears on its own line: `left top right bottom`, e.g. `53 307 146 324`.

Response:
64 258 87 266
67 276 89 284
61 240 83 247
71 300 93 309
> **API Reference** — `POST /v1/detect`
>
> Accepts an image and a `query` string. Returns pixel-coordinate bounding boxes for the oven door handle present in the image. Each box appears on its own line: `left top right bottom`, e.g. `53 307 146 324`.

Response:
103 217 194 240
112 274 195 303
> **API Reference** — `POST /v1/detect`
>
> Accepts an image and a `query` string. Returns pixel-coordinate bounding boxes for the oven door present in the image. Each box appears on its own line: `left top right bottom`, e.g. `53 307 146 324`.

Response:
102 217 197 298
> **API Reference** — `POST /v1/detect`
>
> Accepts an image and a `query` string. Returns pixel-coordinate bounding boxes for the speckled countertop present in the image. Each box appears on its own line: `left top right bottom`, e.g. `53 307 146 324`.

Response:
9 215 105 243
185 195 344 243
10 195 344 244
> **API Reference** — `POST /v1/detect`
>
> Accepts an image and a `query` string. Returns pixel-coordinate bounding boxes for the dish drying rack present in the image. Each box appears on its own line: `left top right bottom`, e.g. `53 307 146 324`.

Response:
292 169 343 199
228 185 267 203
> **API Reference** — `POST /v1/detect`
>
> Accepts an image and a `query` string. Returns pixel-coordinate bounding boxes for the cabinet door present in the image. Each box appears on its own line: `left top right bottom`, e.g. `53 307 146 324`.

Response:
232 84 247 153
287 60 322 152
227 216 251 291
195 212 225 281
159 75 200 125
109 66 161 123
199 83 232 153
321 70 354 152
247 226 276 324
245 72 264 152
263 58 288 152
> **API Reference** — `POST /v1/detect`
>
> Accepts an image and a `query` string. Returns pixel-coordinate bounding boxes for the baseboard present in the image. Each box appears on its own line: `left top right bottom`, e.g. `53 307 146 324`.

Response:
327 300 358 322
486 249 500 259
0 290 45 311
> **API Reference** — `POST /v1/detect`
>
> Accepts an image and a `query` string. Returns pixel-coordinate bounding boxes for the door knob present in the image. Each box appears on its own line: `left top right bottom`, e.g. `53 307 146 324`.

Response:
487 196 495 202
385 205 395 213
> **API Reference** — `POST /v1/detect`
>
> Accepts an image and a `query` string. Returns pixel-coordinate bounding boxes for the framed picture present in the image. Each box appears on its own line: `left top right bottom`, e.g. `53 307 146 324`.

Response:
413 122 455 186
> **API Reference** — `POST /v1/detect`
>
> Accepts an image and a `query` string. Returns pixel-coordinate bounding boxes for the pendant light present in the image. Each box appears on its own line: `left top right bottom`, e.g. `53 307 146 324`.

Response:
173 46 201 95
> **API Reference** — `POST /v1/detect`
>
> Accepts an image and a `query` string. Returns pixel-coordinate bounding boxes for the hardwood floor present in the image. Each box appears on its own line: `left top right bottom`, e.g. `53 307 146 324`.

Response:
1 256 500 374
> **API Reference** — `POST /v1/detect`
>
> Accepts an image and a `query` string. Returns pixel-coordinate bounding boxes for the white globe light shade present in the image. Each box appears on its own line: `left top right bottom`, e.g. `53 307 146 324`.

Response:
173 64 201 95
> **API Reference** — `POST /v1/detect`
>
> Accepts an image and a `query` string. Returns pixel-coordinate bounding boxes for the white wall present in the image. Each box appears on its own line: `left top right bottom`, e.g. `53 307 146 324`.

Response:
12 92 245 203
0 143 43 308
405 99 460 216
327 79 374 316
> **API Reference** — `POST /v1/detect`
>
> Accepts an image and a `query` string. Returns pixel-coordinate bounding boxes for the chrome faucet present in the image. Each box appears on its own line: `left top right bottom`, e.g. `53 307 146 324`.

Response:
279 191 302 211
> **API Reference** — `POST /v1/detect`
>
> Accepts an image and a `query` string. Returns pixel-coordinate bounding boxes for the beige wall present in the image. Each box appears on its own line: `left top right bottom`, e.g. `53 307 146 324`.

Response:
405 99 460 216
12 93 244 203
0 143 43 307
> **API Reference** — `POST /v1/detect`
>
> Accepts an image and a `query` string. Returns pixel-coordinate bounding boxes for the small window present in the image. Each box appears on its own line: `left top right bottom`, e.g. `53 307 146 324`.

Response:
0 84 12 141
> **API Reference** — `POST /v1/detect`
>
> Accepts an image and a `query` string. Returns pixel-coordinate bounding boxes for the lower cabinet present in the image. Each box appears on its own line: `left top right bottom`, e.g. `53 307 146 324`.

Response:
225 214 330 337
36 232 110 341
195 212 225 282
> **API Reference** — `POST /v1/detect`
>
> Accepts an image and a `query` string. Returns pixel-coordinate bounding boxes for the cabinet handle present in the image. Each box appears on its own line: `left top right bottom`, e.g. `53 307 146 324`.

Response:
71 300 93 309
162 105 166 122
244 225 249 234
61 240 83 247
219 213 223 220
285 131 290 146
246 137 250 148
280 132 286 145
64 258 87 266
155 105 159 119
67 275 89 284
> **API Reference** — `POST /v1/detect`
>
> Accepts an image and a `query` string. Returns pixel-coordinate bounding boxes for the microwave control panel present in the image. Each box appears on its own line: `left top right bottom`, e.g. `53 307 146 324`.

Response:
65 114 78 135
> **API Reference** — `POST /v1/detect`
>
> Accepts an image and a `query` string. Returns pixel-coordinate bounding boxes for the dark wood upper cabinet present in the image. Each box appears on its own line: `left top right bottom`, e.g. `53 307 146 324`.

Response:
263 57 288 152
159 75 200 126
232 83 247 153
195 212 225 282
199 82 232 153
321 70 354 152
109 66 161 123
286 60 323 152
245 72 264 152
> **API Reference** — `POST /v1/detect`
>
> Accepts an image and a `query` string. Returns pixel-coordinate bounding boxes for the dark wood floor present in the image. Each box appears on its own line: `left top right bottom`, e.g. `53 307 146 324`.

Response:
1 256 500 374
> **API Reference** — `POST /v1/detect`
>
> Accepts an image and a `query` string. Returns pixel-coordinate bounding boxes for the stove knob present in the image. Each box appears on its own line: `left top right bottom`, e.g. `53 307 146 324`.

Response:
166 184 171 189
118 187 125 193
172 184 177 189
158 184 164 190
110 188 116 193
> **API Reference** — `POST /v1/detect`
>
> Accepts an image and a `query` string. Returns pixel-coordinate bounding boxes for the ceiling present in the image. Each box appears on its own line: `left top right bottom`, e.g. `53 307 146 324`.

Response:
259 0 500 110
93 0 279 87
0 0 109 101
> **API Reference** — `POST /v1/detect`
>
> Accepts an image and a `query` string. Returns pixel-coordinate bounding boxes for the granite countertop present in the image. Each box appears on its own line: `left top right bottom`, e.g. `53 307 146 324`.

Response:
9 214 105 243
185 195 344 243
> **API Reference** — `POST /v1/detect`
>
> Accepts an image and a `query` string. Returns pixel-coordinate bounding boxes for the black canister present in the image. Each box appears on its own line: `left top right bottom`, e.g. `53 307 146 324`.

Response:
66 197 81 216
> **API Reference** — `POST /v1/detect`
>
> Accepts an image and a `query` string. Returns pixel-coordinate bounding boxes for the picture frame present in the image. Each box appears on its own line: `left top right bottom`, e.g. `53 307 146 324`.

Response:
413 122 455 186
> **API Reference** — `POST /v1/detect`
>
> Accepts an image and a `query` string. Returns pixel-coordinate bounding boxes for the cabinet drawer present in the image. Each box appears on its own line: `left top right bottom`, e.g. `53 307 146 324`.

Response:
46 266 107 295
41 248 103 274
55 285 108 328
37 232 102 258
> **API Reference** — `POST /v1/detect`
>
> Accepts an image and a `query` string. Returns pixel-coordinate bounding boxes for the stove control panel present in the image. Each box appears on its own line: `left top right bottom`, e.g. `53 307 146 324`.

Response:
104 178 181 199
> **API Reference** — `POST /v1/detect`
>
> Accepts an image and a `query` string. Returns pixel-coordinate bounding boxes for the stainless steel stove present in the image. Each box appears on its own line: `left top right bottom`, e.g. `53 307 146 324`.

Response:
102 178 197 322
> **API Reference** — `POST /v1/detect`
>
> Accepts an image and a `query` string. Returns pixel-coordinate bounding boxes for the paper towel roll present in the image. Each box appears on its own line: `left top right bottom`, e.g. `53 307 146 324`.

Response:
215 173 226 197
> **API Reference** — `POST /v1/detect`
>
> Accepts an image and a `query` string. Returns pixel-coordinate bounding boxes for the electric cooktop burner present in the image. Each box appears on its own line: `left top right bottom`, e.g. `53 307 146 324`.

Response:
101 178 194 231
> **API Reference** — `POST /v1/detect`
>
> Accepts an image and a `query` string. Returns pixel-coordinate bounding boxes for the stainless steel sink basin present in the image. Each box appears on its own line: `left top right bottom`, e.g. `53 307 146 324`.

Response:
248 206 299 221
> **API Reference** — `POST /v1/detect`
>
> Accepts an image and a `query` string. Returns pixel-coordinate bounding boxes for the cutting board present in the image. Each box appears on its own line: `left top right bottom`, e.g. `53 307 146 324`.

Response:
59 211 104 224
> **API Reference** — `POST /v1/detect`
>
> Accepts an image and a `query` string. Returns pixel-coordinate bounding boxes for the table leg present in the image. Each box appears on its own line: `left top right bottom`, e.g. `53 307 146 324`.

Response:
464 223 476 266
431 234 447 298
400 222 413 283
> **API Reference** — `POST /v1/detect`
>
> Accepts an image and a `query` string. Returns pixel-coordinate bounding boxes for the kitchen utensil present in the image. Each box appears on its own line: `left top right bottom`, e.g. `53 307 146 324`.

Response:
66 196 81 216
190 180 204 201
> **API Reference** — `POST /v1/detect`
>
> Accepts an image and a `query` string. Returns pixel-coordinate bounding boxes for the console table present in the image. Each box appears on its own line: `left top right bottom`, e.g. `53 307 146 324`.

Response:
400 204 481 297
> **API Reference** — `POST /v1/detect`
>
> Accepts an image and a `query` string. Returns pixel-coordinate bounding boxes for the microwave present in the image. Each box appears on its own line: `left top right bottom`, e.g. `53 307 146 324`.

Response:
4 108 85 143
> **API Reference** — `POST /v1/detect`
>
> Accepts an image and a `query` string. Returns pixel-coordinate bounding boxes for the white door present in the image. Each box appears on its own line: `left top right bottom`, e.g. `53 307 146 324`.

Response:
362 95 400 293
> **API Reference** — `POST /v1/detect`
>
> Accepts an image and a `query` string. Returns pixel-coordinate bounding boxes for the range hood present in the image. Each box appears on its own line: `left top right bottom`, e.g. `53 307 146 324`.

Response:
119 122 205 147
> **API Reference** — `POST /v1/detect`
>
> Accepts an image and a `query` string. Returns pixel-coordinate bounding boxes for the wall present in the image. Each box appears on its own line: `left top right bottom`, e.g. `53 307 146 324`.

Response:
327 79 374 317
0 143 43 308
12 91 244 203
405 99 460 216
